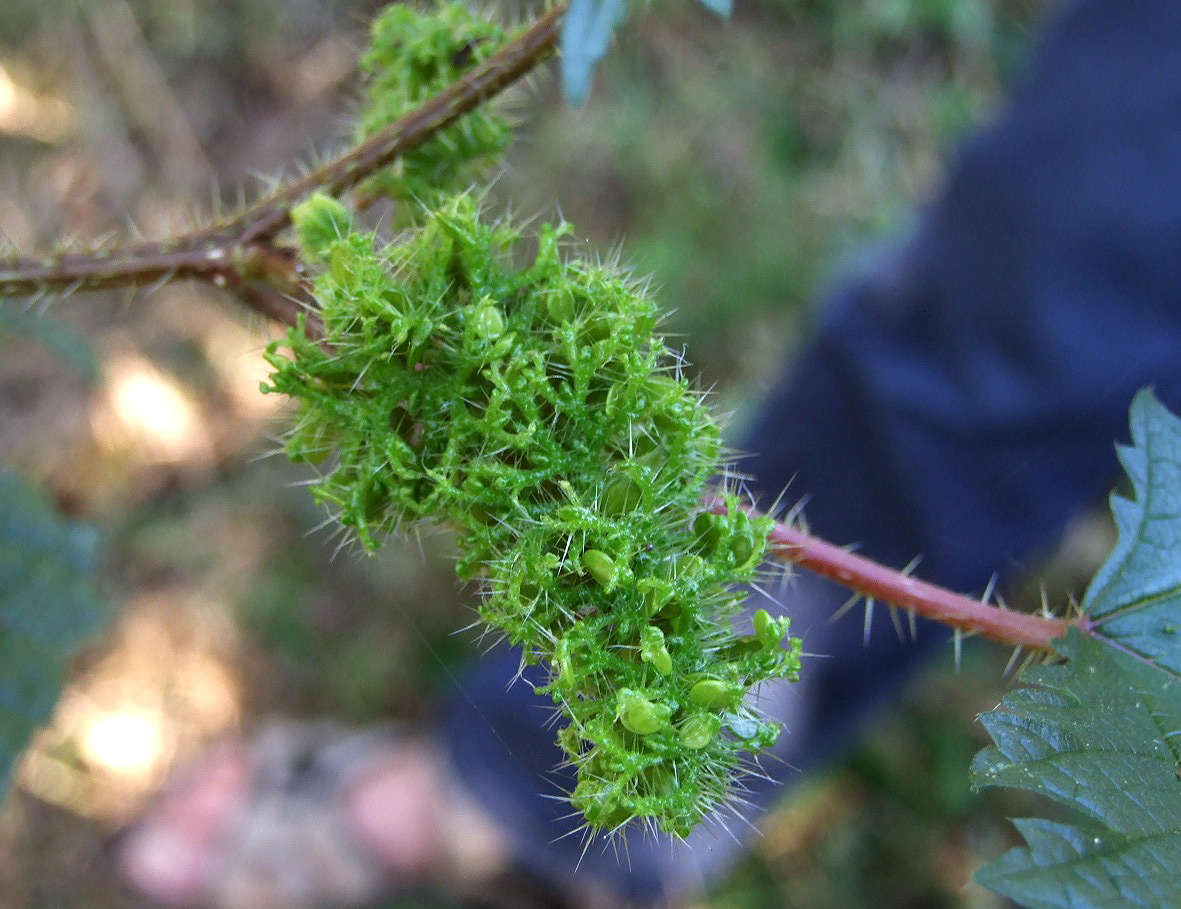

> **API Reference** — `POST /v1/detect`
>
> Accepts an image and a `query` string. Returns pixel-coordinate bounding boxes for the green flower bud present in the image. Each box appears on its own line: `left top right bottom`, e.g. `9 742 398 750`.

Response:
644 375 682 406
688 678 741 710
545 287 575 323
616 689 670 735
555 637 576 688
729 530 756 567
292 192 352 261
582 549 617 590
754 608 773 642
468 298 505 340
679 713 721 750
753 608 791 649
329 242 365 287
724 712 762 740
640 625 673 676
557 723 583 759
675 554 706 582
637 577 674 616
693 512 724 554
602 476 643 514
581 313 612 342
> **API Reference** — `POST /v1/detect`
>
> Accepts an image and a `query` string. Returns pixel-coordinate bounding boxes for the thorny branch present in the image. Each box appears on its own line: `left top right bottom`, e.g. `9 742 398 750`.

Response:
0 4 567 329
765 521 1084 650
700 494 1081 649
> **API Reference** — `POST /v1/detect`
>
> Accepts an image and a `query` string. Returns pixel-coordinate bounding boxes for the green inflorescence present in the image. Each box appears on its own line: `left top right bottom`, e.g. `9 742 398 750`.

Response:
355 2 511 211
265 191 802 837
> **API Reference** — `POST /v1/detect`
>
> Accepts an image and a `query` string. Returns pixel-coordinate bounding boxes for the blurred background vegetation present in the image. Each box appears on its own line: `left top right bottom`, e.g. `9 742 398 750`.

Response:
0 0 1101 905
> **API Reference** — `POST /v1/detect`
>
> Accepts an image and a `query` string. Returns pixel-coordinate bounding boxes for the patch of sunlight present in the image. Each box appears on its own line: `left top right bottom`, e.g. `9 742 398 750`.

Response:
18 593 243 822
79 708 167 779
92 354 212 463
0 61 74 142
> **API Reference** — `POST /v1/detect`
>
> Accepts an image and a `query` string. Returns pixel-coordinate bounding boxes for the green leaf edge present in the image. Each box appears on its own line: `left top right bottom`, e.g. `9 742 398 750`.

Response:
972 388 1181 907
0 471 106 802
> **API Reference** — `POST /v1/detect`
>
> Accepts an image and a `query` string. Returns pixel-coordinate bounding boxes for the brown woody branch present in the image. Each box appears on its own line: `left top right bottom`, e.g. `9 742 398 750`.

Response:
0 4 566 327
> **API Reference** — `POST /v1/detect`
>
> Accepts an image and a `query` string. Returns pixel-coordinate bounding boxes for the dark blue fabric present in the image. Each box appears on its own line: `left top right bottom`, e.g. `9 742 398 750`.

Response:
444 0 1181 901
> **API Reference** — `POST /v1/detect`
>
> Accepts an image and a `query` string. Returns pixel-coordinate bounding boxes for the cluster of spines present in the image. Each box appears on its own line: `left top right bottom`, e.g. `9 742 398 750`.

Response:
265 190 802 837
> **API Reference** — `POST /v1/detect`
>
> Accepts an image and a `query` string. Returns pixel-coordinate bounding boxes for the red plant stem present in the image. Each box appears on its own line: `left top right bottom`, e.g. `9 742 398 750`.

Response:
766 522 1083 650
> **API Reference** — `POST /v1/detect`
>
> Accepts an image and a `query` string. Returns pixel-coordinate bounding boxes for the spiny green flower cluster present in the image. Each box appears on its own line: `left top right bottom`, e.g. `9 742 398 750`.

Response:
356 3 511 210
263 192 802 837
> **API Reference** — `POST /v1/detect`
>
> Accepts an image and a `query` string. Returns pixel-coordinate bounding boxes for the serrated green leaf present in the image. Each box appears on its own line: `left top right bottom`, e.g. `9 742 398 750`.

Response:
0 471 106 801
1081 389 1181 676
561 0 628 106
973 389 1181 907
973 632 1181 908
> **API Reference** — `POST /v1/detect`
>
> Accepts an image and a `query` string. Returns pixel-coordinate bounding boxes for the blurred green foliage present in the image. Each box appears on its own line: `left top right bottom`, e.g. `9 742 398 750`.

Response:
506 0 1049 397
0 471 105 800
0 308 100 385
0 0 368 57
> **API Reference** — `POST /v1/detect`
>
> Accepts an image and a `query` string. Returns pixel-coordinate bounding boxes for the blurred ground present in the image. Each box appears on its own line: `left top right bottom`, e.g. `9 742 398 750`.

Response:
0 1 1086 906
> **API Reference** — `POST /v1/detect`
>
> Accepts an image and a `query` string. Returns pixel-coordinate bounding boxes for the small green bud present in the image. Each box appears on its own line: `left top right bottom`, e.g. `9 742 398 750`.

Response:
753 608 790 649
616 688 670 735
753 608 773 642
545 287 575 323
468 298 505 340
729 530 756 567
409 318 434 349
330 243 365 287
679 713 721 750
693 511 724 554
557 723 583 759
627 427 661 457
644 375 682 406
688 678 741 710
675 554 707 582
581 313 612 342
637 577 674 616
555 637 576 688
582 549 617 590
653 599 683 625
602 476 643 514
292 192 352 260
640 625 673 676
